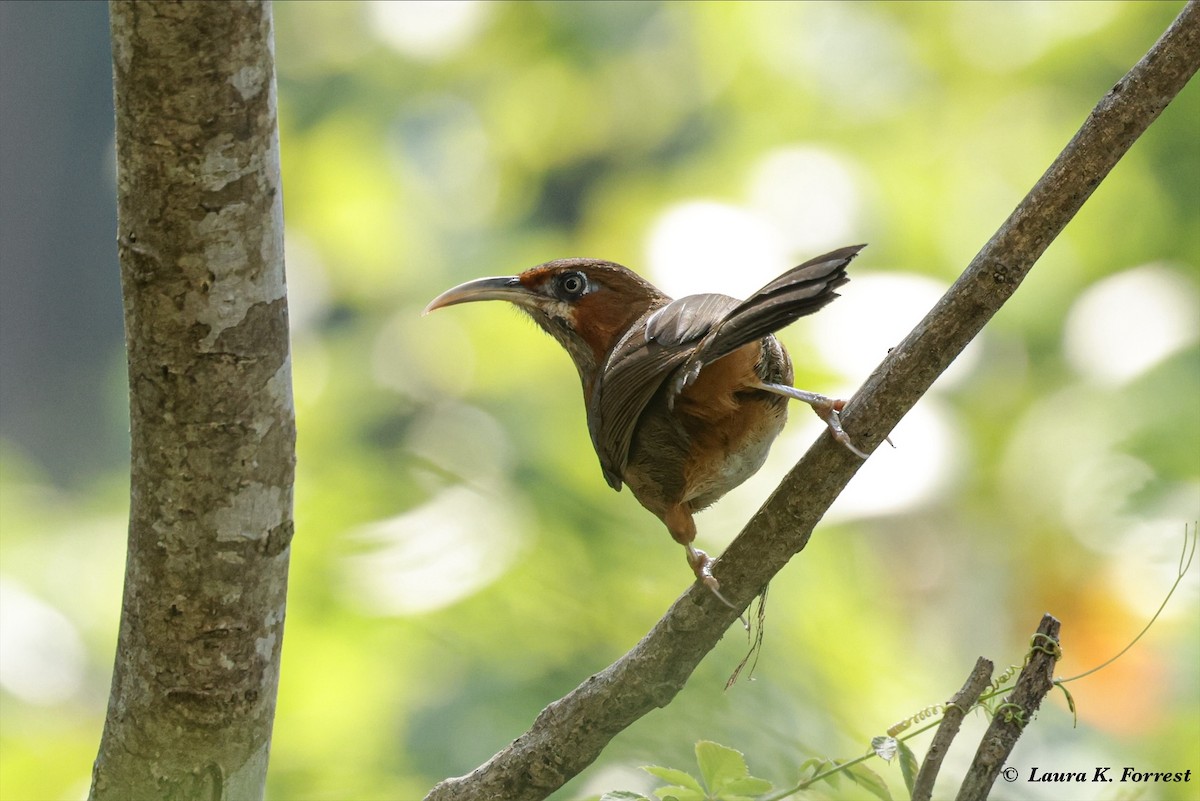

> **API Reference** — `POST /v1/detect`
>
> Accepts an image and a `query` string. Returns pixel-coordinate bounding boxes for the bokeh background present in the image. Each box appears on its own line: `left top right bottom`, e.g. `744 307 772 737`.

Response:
2 2 1198 800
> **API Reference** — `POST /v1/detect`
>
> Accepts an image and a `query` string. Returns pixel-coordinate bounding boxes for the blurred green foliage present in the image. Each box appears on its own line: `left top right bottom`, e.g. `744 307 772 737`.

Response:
1 2 1198 800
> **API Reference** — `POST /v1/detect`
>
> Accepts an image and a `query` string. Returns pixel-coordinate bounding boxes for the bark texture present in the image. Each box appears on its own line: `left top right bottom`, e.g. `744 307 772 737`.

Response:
91 3 293 800
956 615 1062 801
912 657 995 801
424 4 1199 800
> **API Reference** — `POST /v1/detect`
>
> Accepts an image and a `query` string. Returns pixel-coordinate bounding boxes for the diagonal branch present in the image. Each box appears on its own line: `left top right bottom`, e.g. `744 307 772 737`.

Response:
424 5 1200 801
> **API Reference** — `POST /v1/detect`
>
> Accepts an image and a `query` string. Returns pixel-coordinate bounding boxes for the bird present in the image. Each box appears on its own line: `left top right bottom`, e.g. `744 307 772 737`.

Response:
424 244 870 608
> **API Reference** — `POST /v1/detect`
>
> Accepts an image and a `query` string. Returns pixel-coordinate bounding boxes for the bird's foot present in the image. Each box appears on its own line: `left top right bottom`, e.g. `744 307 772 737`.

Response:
667 358 704 410
755 382 877 459
686 544 748 628
820 399 871 459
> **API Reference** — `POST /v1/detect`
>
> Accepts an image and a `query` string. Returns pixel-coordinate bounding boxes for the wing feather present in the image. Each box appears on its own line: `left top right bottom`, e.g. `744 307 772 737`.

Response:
587 295 738 489
586 244 865 488
644 293 740 346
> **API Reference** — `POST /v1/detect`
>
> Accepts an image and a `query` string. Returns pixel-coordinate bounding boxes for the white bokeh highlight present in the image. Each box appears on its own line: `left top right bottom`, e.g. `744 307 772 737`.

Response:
368 1 492 61
811 270 981 389
646 201 786 298
647 146 866 298
1064 264 1199 385
747 146 863 254
341 485 526 615
0 579 86 705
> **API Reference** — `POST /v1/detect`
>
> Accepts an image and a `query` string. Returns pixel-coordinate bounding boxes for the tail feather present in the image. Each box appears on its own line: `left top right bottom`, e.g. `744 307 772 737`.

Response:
692 244 863 367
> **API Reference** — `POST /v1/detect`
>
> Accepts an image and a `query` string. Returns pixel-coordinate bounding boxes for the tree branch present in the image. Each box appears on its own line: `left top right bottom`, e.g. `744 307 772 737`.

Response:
424 5 1200 800
912 657 995 801
956 615 1063 801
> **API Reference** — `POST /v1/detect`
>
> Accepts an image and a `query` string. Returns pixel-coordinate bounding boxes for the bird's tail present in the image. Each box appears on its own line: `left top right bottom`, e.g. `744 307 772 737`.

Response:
673 243 865 393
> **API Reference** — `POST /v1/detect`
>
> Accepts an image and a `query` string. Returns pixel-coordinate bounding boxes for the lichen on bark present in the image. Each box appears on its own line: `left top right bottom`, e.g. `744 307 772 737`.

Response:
91 3 294 800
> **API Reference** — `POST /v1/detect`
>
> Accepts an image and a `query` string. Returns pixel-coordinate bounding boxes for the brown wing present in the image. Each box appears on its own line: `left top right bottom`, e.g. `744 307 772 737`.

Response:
586 294 740 489
587 244 865 490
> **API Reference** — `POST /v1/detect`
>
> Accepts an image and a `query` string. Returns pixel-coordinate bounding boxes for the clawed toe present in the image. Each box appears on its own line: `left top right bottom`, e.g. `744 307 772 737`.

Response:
686 545 748 627
701 574 738 611
825 405 870 459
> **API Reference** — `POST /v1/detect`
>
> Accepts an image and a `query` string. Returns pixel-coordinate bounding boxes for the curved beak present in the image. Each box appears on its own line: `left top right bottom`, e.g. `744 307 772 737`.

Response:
423 275 538 315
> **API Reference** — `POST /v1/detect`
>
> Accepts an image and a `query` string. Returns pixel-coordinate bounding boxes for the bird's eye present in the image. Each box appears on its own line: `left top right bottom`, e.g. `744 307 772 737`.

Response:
557 271 588 299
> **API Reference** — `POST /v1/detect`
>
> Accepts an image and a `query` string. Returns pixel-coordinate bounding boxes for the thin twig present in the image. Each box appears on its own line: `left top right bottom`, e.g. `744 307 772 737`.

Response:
423 6 1200 800
1060 522 1197 684
912 657 995 801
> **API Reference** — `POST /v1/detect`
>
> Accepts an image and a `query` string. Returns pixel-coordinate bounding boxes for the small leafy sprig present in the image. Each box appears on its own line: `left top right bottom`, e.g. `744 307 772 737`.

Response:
598 741 772 801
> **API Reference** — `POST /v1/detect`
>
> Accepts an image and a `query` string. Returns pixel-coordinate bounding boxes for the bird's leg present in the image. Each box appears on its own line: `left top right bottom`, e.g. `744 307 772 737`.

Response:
686 545 748 629
754 381 872 459
665 505 748 627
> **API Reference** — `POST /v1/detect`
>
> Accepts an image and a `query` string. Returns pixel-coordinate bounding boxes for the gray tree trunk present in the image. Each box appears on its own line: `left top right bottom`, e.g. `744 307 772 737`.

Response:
91 3 293 800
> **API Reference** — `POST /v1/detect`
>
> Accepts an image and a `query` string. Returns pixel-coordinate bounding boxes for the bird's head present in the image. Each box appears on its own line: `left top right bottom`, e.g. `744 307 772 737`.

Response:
425 259 668 387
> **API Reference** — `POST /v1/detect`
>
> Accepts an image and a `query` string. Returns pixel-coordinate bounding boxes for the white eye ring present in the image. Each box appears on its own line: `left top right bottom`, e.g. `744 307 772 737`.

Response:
559 272 587 298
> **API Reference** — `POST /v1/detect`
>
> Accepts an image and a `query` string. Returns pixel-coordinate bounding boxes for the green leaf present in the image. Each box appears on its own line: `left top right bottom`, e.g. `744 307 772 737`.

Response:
897 740 919 796
797 757 825 779
657 786 700 801
600 793 653 801
689 741 773 799
819 760 843 788
652 788 703 801
722 775 773 796
643 766 704 793
845 763 894 801
695 741 750 795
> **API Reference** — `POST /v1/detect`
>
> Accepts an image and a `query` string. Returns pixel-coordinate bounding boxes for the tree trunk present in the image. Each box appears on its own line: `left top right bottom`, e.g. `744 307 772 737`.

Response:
91 3 293 800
